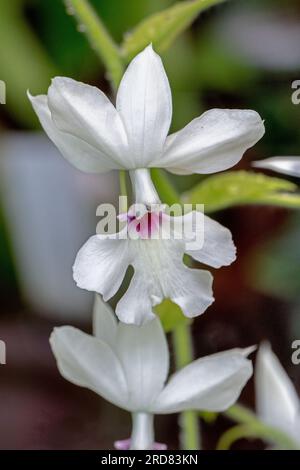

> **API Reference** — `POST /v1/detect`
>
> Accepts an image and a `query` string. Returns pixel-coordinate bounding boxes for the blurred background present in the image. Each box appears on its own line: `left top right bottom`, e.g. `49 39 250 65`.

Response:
1 0 300 449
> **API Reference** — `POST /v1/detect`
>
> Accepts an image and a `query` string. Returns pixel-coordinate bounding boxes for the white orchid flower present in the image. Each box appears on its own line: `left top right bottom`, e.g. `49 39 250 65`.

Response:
73 170 236 325
253 156 300 177
50 295 254 450
28 44 264 182
255 342 300 449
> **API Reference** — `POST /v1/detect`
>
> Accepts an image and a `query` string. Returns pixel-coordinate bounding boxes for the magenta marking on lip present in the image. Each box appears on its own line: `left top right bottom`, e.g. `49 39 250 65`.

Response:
121 209 162 239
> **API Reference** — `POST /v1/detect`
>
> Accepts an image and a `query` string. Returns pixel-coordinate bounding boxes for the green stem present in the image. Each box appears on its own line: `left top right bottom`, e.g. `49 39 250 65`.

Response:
220 403 299 450
173 323 201 450
151 169 180 207
119 170 128 213
217 423 299 450
64 0 124 89
173 322 193 369
224 404 257 424
119 170 127 197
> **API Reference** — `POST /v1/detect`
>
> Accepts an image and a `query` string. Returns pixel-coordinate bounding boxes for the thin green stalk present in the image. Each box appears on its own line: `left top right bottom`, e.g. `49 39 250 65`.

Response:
224 404 257 424
220 403 299 450
119 170 127 197
217 423 299 450
173 324 201 449
64 0 124 89
172 322 193 369
119 170 128 213
151 169 180 207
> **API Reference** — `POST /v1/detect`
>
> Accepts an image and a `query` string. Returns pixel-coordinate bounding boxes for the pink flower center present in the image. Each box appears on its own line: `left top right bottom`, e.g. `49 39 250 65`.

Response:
120 208 163 239
134 211 161 238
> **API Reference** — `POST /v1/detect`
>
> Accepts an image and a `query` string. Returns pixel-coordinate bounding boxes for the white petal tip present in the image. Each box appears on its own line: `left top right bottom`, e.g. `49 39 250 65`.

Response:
49 326 67 350
137 43 161 62
243 345 257 357
27 90 42 103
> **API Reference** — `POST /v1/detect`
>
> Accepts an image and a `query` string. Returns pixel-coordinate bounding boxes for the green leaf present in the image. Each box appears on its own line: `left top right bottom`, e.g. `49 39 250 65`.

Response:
182 171 300 213
121 0 227 62
155 299 190 332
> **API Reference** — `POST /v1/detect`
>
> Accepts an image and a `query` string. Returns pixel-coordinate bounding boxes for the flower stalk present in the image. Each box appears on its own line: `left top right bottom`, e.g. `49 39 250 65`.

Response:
173 323 201 450
129 169 161 205
217 422 299 450
130 413 155 450
221 403 300 450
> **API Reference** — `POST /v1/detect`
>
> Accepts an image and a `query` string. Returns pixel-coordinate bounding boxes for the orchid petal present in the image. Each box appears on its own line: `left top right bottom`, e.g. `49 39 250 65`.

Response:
50 326 128 409
116 45 172 168
256 342 300 439
48 77 128 169
116 239 214 325
115 270 157 325
177 212 236 268
73 232 131 301
152 347 253 414
161 109 265 174
93 294 117 349
116 318 169 410
28 93 116 173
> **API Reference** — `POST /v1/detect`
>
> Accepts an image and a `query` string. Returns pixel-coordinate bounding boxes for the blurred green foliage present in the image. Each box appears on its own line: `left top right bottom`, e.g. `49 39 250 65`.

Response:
253 213 300 302
120 0 226 61
183 171 300 212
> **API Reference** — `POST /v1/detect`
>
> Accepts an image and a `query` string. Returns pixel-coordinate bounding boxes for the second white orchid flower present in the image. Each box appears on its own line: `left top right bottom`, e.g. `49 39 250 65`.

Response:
50 295 254 450
73 169 236 325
